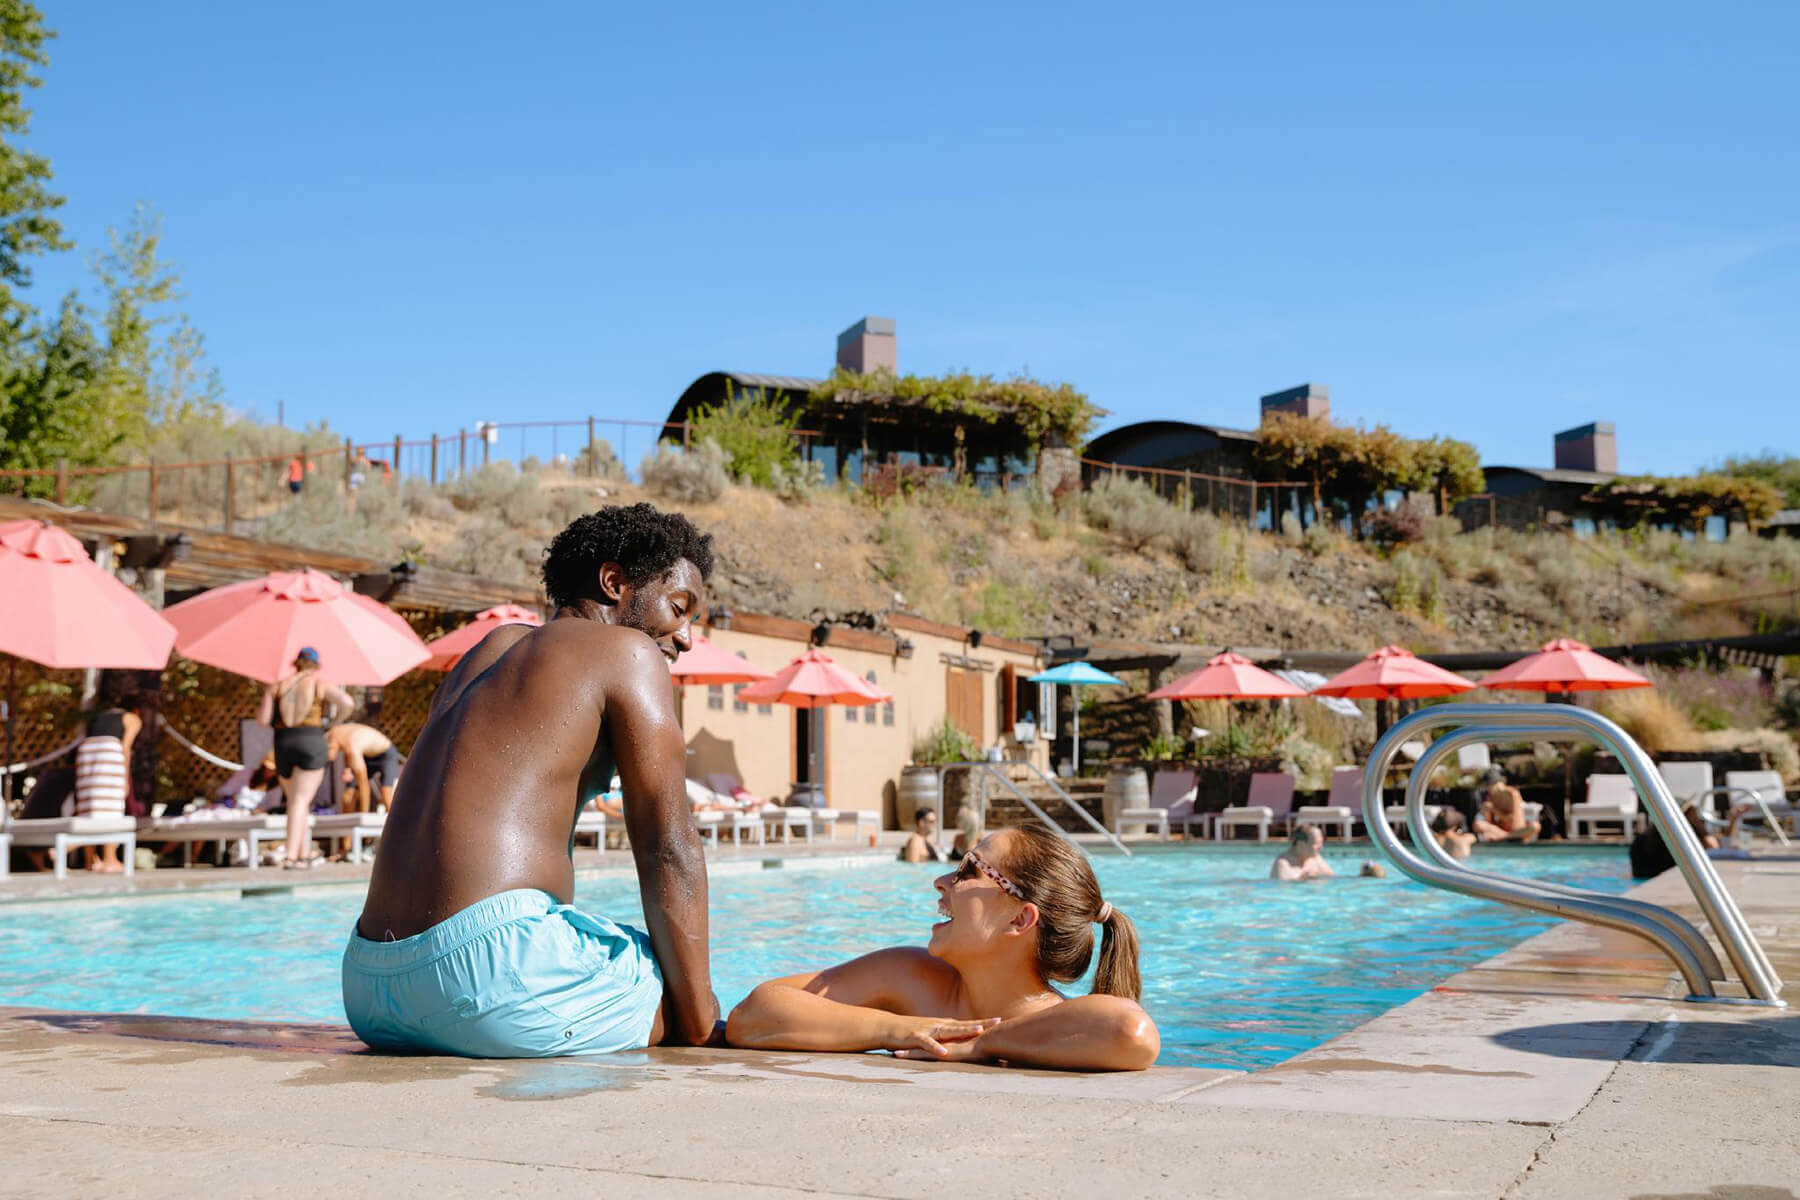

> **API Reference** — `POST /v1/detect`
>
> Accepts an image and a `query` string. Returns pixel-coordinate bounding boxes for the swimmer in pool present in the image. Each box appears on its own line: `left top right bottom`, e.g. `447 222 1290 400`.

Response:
1270 825 1335 881
345 504 722 1057
726 825 1159 1071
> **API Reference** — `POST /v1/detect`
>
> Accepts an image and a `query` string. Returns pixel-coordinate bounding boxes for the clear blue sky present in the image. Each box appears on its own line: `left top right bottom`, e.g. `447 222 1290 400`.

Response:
26 1 1799 474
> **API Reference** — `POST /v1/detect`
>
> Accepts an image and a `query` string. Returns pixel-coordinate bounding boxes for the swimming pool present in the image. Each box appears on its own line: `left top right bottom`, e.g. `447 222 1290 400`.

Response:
0 846 1631 1070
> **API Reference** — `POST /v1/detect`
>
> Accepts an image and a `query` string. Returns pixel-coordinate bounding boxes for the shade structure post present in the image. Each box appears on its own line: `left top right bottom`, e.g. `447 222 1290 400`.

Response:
1072 686 1080 775
3 657 14 807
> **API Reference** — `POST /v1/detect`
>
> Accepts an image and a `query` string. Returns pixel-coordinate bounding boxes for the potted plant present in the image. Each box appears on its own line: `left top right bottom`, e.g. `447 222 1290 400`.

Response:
902 717 979 829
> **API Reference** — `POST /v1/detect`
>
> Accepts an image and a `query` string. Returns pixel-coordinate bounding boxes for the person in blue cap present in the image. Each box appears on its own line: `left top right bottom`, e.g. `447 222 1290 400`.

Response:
257 646 355 868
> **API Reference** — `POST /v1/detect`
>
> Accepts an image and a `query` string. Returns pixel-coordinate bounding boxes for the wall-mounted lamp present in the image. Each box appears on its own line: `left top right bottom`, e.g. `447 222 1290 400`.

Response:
811 621 833 647
895 637 915 659
966 629 984 649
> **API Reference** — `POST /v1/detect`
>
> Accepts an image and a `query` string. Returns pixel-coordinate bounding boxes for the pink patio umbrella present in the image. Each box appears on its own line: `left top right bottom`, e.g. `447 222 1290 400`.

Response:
422 604 543 671
1311 645 1477 735
1148 649 1307 768
0 519 178 801
1482 637 1652 808
737 648 891 805
668 632 774 731
1480 638 1652 695
669 634 775 687
162 568 430 686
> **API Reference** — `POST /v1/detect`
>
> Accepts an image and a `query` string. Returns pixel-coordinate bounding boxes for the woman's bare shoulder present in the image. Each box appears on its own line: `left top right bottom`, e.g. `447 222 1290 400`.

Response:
811 947 959 1013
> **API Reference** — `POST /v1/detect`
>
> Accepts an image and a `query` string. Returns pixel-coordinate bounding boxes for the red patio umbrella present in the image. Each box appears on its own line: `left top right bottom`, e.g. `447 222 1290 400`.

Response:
1149 651 1308 703
737 648 891 805
1312 645 1477 736
0 519 178 802
423 604 544 671
1480 638 1652 694
1149 650 1307 801
669 634 775 686
162 568 430 686
737 648 892 709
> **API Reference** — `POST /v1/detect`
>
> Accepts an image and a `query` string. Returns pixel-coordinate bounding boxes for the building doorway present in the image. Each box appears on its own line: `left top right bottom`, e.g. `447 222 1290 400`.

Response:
946 666 985 745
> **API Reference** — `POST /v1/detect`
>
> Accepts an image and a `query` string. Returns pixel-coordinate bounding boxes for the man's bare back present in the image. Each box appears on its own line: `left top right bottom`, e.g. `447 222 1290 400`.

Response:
360 620 633 936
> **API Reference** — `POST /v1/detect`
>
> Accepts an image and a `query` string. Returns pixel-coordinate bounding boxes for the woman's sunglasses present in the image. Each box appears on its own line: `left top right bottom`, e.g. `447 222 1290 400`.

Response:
952 850 1026 900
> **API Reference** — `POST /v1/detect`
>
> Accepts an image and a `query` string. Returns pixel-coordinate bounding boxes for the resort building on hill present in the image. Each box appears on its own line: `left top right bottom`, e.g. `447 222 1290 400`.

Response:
1457 422 1620 534
666 317 1081 491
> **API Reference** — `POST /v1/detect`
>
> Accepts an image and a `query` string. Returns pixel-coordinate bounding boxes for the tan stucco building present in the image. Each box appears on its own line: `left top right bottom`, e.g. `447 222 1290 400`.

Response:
679 612 1045 826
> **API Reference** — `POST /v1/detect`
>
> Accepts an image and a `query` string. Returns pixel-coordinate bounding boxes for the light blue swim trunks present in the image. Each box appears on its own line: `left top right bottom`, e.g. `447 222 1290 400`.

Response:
342 889 662 1057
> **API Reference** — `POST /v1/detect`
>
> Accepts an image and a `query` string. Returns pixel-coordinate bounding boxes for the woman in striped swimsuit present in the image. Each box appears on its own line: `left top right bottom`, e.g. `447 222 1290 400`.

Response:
74 674 142 873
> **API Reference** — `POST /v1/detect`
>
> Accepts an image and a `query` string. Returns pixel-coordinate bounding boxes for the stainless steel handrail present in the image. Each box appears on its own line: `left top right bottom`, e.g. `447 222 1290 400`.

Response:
1403 726 1726 983
1365 704 1783 1006
935 762 1132 856
1692 786 1792 849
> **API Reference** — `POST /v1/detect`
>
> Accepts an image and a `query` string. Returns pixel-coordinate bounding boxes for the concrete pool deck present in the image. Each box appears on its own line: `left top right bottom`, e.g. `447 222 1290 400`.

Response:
0 857 1794 1197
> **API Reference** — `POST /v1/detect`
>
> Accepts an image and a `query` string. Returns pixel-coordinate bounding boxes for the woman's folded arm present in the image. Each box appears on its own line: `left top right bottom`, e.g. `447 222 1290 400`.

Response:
916 995 1159 1071
725 949 990 1054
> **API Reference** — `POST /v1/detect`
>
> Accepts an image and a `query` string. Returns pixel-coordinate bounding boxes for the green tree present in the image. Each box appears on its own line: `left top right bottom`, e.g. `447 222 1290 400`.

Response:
92 203 227 454
686 382 801 487
1720 453 1800 510
0 292 108 489
1415 435 1486 514
0 0 65 314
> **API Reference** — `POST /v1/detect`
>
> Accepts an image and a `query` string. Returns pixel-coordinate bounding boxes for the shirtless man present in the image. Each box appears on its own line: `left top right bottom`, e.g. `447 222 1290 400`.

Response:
1473 768 1541 843
344 504 721 1056
328 722 400 813
1271 825 1335 881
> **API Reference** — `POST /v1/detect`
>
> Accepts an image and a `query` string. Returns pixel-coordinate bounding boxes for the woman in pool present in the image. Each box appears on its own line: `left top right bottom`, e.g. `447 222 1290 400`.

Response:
726 825 1159 1071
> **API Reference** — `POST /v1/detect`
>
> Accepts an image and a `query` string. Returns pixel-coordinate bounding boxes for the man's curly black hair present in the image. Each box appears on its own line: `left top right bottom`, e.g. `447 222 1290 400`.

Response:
541 503 715 610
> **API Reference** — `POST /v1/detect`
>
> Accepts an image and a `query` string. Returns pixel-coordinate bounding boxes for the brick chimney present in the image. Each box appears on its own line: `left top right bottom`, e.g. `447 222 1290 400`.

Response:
1553 422 1617 474
835 316 896 374
1259 383 1330 424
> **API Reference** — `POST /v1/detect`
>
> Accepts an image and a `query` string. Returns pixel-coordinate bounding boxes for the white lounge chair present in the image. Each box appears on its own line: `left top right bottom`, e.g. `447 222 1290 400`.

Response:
759 806 813 843
1295 767 1359 842
0 831 9 878
1213 773 1294 843
695 809 763 846
1115 769 1195 841
1658 761 1714 821
7 815 138 879
311 810 387 863
1570 774 1638 839
831 810 881 842
573 802 607 849
1722 770 1796 837
1456 743 1492 773
137 811 284 869
705 773 809 844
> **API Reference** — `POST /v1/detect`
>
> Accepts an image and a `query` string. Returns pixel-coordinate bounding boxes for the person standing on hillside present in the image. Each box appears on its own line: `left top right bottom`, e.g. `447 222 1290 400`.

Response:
285 453 311 496
345 503 723 1057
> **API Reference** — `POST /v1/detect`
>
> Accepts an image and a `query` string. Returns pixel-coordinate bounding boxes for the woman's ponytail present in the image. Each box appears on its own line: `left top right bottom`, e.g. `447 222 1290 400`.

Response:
1092 905 1141 1001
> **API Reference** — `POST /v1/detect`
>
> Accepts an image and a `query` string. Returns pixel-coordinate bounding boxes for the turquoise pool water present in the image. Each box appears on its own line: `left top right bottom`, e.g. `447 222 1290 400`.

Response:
0 846 1631 1070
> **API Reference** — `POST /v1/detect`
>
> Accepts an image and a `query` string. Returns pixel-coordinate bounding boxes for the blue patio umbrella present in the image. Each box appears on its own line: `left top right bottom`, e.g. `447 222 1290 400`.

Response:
1028 661 1126 774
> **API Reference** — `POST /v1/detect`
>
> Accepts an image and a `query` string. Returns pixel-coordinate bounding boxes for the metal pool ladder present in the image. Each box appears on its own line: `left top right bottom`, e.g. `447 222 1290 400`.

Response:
1366 704 1784 1007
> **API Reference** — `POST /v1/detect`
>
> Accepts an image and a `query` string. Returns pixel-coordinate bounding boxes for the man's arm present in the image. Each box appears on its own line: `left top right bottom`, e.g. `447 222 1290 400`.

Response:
345 749 372 813
606 635 721 1046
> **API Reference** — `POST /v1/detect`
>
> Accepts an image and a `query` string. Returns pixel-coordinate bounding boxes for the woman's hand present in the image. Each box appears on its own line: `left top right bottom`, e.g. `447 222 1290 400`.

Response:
884 1015 1001 1057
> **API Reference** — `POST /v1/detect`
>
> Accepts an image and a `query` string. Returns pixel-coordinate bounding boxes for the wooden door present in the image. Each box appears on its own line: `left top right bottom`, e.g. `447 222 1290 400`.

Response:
946 667 984 744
